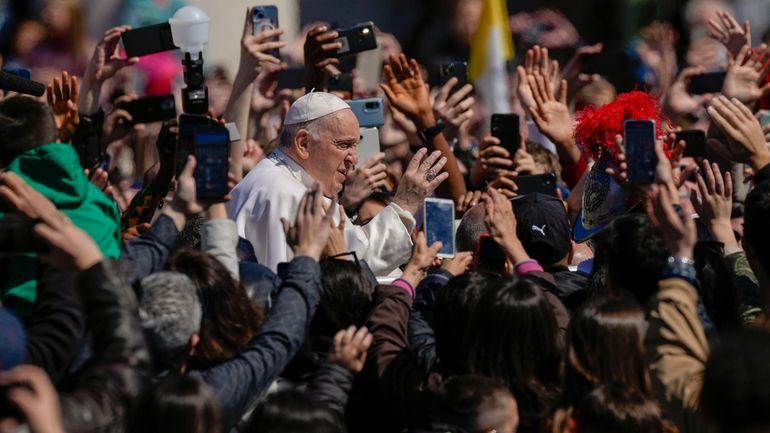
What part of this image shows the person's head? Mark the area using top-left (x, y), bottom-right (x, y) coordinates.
top-left (433, 272), bottom-right (499, 376)
top-left (598, 213), bottom-right (668, 304)
top-left (42, 0), bottom-right (84, 45)
top-left (572, 76), bottom-right (616, 112)
top-left (701, 329), bottom-right (770, 433)
top-left (244, 390), bottom-right (345, 433)
top-left (744, 181), bottom-right (770, 290)
top-left (464, 275), bottom-right (561, 431)
top-left (314, 258), bottom-right (375, 336)
top-left (434, 375), bottom-right (519, 433)
top-left (564, 296), bottom-right (651, 408)
top-left (280, 92), bottom-right (359, 198)
top-left (525, 141), bottom-right (562, 181)
top-left (167, 250), bottom-right (263, 370)
top-left (0, 96), bottom-right (57, 167)
top-left (512, 193), bottom-right (571, 268)
top-left (130, 375), bottom-right (221, 433)
top-left (456, 202), bottom-right (487, 253)
top-left (139, 272), bottom-right (202, 372)
top-left (575, 383), bottom-right (669, 433)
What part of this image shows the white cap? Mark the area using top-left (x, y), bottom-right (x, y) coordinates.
top-left (284, 91), bottom-right (350, 126)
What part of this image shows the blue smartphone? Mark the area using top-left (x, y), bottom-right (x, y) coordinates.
top-left (251, 6), bottom-right (279, 58)
top-left (624, 119), bottom-right (656, 184)
top-left (423, 198), bottom-right (455, 258)
top-left (193, 126), bottom-right (230, 198)
top-left (348, 97), bottom-right (384, 127)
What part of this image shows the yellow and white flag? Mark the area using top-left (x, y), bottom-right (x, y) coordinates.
top-left (469, 0), bottom-right (514, 116)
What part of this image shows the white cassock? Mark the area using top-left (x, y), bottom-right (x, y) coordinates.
top-left (227, 149), bottom-right (415, 276)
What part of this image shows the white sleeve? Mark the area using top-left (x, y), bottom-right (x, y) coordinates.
top-left (242, 192), bottom-right (301, 272)
top-left (354, 202), bottom-right (415, 276)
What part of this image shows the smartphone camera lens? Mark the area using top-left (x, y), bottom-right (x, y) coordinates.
top-left (365, 101), bottom-right (379, 110)
top-left (360, 27), bottom-right (371, 35)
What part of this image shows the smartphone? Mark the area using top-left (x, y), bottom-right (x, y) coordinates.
top-left (423, 198), bottom-right (455, 258)
top-left (688, 71), bottom-right (726, 95)
top-left (514, 173), bottom-right (558, 196)
top-left (624, 119), bottom-right (657, 184)
top-left (491, 113), bottom-right (520, 158)
top-left (760, 112), bottom-right (770, 128)
top-left (676, 129), bottom-right (707, 158)
top-left (121, 94), bottom-right (176, 124)
top-left (193, 126), bottom-right (231, 199)
top-left (349, 97), bottom-right (384, 127)
top-left (0, 214), bottom-right (48, 255)
top-left (474, 234), bottom-right (506, 272)
top-left (251, 6), bottom-right (279, 58)
top-left (440, 61), bottom-right (468, 91)
top-left (121, 22), bottom-right (177, 58)
top-left (334, 21), bottom-right (377, 57)
top-left (328, 73), bottom-right (353, 94)
top-left (176, 114), bottom-right (218, 176)
top-left (357, 127), bottom-right (380, 166)
top-left (356, 46), bottom-right (382, 91)
top-left (276, 67), bottom-right (305, 90)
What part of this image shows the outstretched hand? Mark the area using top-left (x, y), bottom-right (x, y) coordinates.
top-left (328, 326), bottom-right (373, 374)
top-left (707, 96), bottom-right (770, 170)
top-left (380, 54), bottom-right (435, 128)
top-left (722, 44), bottom-right (770, 104)
top-left (401, 230), bottom-right (443, 288)
top-left (281, 183), bottom-right (335, 261)
top-left (646, 183), bottom-right (697, 260)
top-left (340, 153), bottom-right (388, 210)
top-left (528, 71), bottom-right (572, 147)
top-left (392, 148), bottom-right (449, 215)
top-left (86, 25), bottom-right (138, 83)
top-left (483, 187), bottom-right (530, 266)
top-left (689, 159), bottom-right (739, 249)
top-left (303, 24), bottom-right (342, 90)
top-left (46, 71), bottom-right (79, 143)
top-left (707, 9), bottom-right (751, 58)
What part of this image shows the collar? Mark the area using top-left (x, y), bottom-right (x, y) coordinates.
top-left (269, 148), bottom-right (317, 189)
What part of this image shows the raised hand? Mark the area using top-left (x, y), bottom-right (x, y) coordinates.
top-left (322, 207), bottom-right (347, 258)
top-left (169, 156), bottom-right (206, 217)
top-left (103, 94), bottom-right (147, 145)
top-left (0, 365), bottom-right (65, 433)
top-left (46, 71), bottom-right (79, 143)
top-left (646, 183), bottom-right (697, 260)
top-left (470, 135), bottom-right (514, 185)
top-left (707, 96), bottom-right (770, 170)
top-left (722, 44), bottom-right (770, 104)
top-left (328, 326), bottom-right (373, 374)
top-left (304, 24), bottom-right (342, 91)
top-left (561, 43), bottom-right (603, 101)
top-left (380, 54), bottom-right (434, 128)
top-left (528, 72), bottom-right (572, 147)
top-left (239, 8), bottom-right (286, 78)
top-left (281, 183), bottom-right (335, 261)
top-left (483, 187), bottom-right (530, 264)
top-left (392, 148), bottom-right (449, 215)
top-left (707, 10), bottom-right (751, 58)
top-left (431, 77), bottom-right (475, 138)
top-left (689, 159), bottom-right (738, 248)
top-left (512, 140), bottom-right (539, 175)
top-left (441, 250), bottom-right (474, 276)
top-left (517, 45), bottom-right (560, 111)
top-left (340, 152), bottom-right (388, 210)
top-left (87, 25), bottom-right (138, 83)
top-left (488, 171), bottom-right (519, 198)
top-left (663, 66), bottom-right (714, 118)
top-left (455, 190), bottom-right (483, 216)
top-left (401, 230), bottom-right (443, 288)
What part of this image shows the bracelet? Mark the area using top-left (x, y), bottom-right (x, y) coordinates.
top-left (417, 119), bottom-right (445, 143)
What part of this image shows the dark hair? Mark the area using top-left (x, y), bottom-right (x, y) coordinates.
top-left (433, 272), bottom-right (499, 376)
top-left (702, 329), bottom-right (770, 433)
top-left (463, 275), bottom-right (562, 433)
top-left (130, 375), bottom-right (221, 433)
top-left (563, 296), bottom-right (652, 409)
top-left (744, 181), bottom-right (770, 277)
top-left (599, 214), bottom-right (669, 304)
top-left (0, 95), bottom-right (57, 166)
top-left (168, 249), bottom-right (264, 369)
top-left (693, 242), bottom-right (742, 332)
top-left (244, 390), bottom-right (345, 433)
top-left (314, 258), bottom-right (375, 335)
top-left (576, 383), bottom-right (670, 433)
top-left (434, 375), bottom-right (518, 433)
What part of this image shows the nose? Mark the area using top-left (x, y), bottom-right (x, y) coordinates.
top-left (348, 149), bottom-right (358, 167)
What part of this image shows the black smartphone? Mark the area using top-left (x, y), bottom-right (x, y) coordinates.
top-left (0, 214), bottom-right (48, 255)
top-left (423, 198), bottom-right (456, 258)
top-left (121, 22), bottom-right (177, 58)
top-left (276, 66), bottom-right (305, 90)
top-left (440, 61), bottom-right (468, 91)
top-left (121, 94), bottom-right (176, 124)
top-left (676, 129), bottom-right (707, 158)
top-left (328, 73), bottom-right (353, 94)
top-left (474, 234), bottom-right (506, 272)
top-left (193, 126), bottom-right (231, 199)
top-left (688, 71), bottom-right (726, 95)
top-left (334, 21), bottom-right (377, 57)
top-left (176, 114), bottom-right (218, 176)
top-left (513, 173), bottom-right (558, 196)
top-left (491, 113), bottom-right (520, 158)
top-left (251, 6), bottom-right (279, 58)
top-left (624, 119), bottom-right (657, 184)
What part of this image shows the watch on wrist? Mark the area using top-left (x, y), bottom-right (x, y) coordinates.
top-left (417, 119), bottom-right (444, 143)
top-left (664, 256), bottom-right (697, 281)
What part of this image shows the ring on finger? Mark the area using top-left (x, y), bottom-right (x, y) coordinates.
top-left (425, 170), bottom-right (436, 182)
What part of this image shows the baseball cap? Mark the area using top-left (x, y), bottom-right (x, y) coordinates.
top-left (284, 91), bottom-right (350, 125)
top-left (511, 193), bottom-right (570, 266)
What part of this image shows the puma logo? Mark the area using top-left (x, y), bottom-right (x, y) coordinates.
top-left (531, 224), bottom-right (546, 236)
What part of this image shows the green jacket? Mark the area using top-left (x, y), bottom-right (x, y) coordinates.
top-left (1, 143), bottom-right (121, 317)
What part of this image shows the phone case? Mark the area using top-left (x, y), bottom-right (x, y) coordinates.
top-left (122, 94), bottom-right (176, 124)
top-left (251, 6), bottom-right (279, 58)
top-left (491, 114), bottom-right (520, 157)
top-left (513, 173), bottom-right (558, 196)
top-left (440, 61), bottom-right (468, 88)
top-left (328, 73), bottom-right (353, 93)
top-left (423, 198), bottom-right (456, 258)
top-left (357, 127), bottom-right (380, 166)
top-left (121, 23), bottom-right (176, 58)
top-left (334, 22), bottom-right (377, 57)
top-left (276, 67), bottom-right (305, 90)
top-left (349, 97), bottom-right (384, 127)
top-left (624, 119), bottom-right (656, 184)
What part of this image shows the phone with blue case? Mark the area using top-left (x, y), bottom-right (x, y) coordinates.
top-left (348, 97), bottom-right (384, 127)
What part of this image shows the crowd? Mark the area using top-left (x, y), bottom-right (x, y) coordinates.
top-left (2, 1), bottom-right (770, 433)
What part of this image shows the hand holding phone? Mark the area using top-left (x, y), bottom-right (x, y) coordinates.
top-left (251, 6), bottom-right (280, 58)
top-left (193, 126), bottom-right (231, 199)
top-left (624, 119), bottom-right (657, 184)
top-left (688, 71), bottom-right (726, 95)
top-left (491, 114), bottom-right (521, 158)
top-left (440, 61), bottom-right (468, 92)
top-left (334, 22), bottom-right (377, 57)
top-left (120, 94), bottom-right (177, 124)
top-left (423, 198), bottom-right (455, 258)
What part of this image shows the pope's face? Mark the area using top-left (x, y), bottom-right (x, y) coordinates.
top-left (305, 109), bottom-right (360, 197)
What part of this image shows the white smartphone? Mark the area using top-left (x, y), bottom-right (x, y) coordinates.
top-left (356, 44), bottom-right (382, 91)
top-left (423, 197), bottom-right (456, 258)
top-left (357, 127), bottom-right (380, 166)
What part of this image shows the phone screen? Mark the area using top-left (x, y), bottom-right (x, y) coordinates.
top-left (193, 128), bottom-right (230, 198)
top-left (475, 234), bottom-right (506, 272)
top-left (424, 198), bottom-right (455, 258)
top-left (624, 120), bottom-right (656, 184)
top-left (491, 114), bottom-right (520, 158)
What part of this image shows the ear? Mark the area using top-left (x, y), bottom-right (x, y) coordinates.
top-left (293, 128), bottom-right (312, 160)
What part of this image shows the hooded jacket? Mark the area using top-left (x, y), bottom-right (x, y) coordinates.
top-left (1, 143), bottom-right (121, 317)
